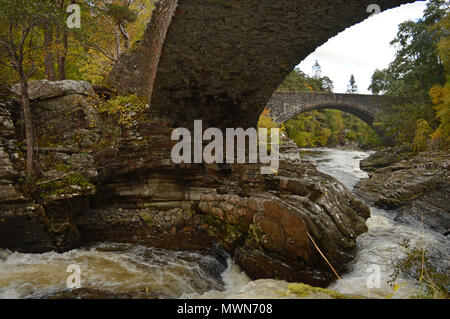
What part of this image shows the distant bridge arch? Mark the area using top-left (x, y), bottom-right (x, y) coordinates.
top-left (268, 92), bottom-right (390, 126)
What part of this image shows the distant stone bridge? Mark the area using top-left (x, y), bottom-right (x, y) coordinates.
top-left (268, 92), bottom-right (389, 126)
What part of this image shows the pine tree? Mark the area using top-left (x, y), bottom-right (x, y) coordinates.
top-left (312, 60), bottom-right (322, 79)
top-left (346, 74), bottom-right (358, 94)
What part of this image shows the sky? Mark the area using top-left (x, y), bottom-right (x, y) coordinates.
top-left (297, 1), bottom-right (429, 94)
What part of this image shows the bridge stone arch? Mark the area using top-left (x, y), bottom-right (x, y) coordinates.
top-left (108, 0), bottom-right (416, 129)
top-left (268, 92), bottom-right (385, 126)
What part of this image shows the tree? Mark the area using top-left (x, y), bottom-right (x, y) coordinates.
top-left (43, 24), bottom-right (56, 80)
top-left (369, 0), bottom-right (447, 100)
top-left (0, 0), bottom-right (61, 176)
top-left (38, 0), bottom-right (69, 81)
top-left (312, 60), bottom-right (322, 79)
top-left (74, 0), bottom-right (152, 62)
top-left (368, 69), bottom-right (388, 95)
top-left (105, 1), bottom-right (141, 50)
top-left (429, 82), bottom-right (450, 150)
top-left (368, 0), bottom-right (449, 150)
top-left (346, 74), bottom-right (358, 94)
top-left (413, 119), bottom-right (432, 152)
top-left (276, 68), bottom-right (311, 92)
top-left (70, 0), bottom-right (155, 83)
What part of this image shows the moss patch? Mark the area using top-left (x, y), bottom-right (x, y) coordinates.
top-left (202, 214), bottom-right (246, 250)
top-left (287, 283), bottom-right (354, 299)
top-left (38, 173), bottom-right (96, 197)
top-left (139, 211), bottom-right (154, 227)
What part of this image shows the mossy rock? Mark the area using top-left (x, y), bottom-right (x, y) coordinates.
top-left (202, 214), bottom-right (246, 250)
top-left (287, 283), bottom-right (362, 299)
top-left (139, 211), bottom-right (154, 227)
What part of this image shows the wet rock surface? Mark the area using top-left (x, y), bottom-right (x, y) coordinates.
top-left (356, 148), bottom-right (450, 236)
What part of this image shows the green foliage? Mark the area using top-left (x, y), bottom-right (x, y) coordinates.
top-left (106, 3), bottom-right (138, 25)
top-left (69, 0), bottom-right (155, 83)
top-left (38, 173), bottom-right (96, 197)
top-left (0, 0), bottom-right (62, 29)
top-left (429, 81), bottom-right (450, 150)
top-left (277, 68), bottom-right (312, 92)
top-left (257, 108), bottom-right (284, 152)
top-left (285, 109), bottom-right (381, 149)
top-left (95, 94), bottom-right (147, 128)
top-left (277, 66), bottom-right (333, 93)
top-left (377, 103), bottom-right (426, 147)
top-left (257, 108), bottom-right (281, 131)
top-left (369, 0), bottom-right (447, 100)
top-left (389, 239), bottom-right (449, 299)
top-left (276, 62), bottom-right (380, 149)
top-left (369, 0), bottom-right (449, 151)
top-left (0, 0), bottom-right (155, 87)
top-left (0, 0), bottom-right (64, 85)
top-left (288, 283), bottom-right (351, 299)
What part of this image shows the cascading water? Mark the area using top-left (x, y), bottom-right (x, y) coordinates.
top-left (1, 148), bottom-right (448, 299)
top-left (300, 148), bottom-right (449, 299)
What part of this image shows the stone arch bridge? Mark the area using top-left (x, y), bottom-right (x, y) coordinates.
top-left (98, 0), bottom-right (416, 282)
top-left (267, 92), bottom-right (390, 126)
top-left (108, 0), bottom-right (416, 130)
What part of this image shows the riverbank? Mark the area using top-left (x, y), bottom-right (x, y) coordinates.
top-left (300, 147), bottom-right (449, 298)
top-left (355, 147), bottom-right (449, 236)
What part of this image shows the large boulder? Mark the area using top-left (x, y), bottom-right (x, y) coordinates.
top-left (11, 80), bottom-right (93, 100)
top-left (0, 81), bottom-right (100, 252)
top-left (359, 146), bottom-right (411, 172)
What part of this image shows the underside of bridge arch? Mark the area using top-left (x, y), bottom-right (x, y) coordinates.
top-left (274, 103), bottom-right (377, 126)
top-left (108, 0), bottom-right (416, 130)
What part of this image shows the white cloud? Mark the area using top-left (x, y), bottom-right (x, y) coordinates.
top-left (298, 1), bottom-right (428, 94)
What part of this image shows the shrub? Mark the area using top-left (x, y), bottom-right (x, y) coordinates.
top-left (389, 239), bottom-right (449, 299)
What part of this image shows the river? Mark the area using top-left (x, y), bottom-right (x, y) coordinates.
top-left (0, 148), bottom-right (448, 299)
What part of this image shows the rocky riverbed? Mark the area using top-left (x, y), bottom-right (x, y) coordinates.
top-left (2, 80), bottom-right (448, 299)
top-left (0, 80), bottom-right (370, 290)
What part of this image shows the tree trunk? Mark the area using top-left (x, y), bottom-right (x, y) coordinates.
top-left (44, 26), bottom-right (55, 81)
top-left (19, 79), bottom-right (36, 177)
top-left (114, 29), bottom-right (121, 59)
top-left (119, 23), bottom-right (130, 50)
top-left (57, 0), bottom-right (67, 80)
top-left (58, 28), bottom-right (67, 80)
